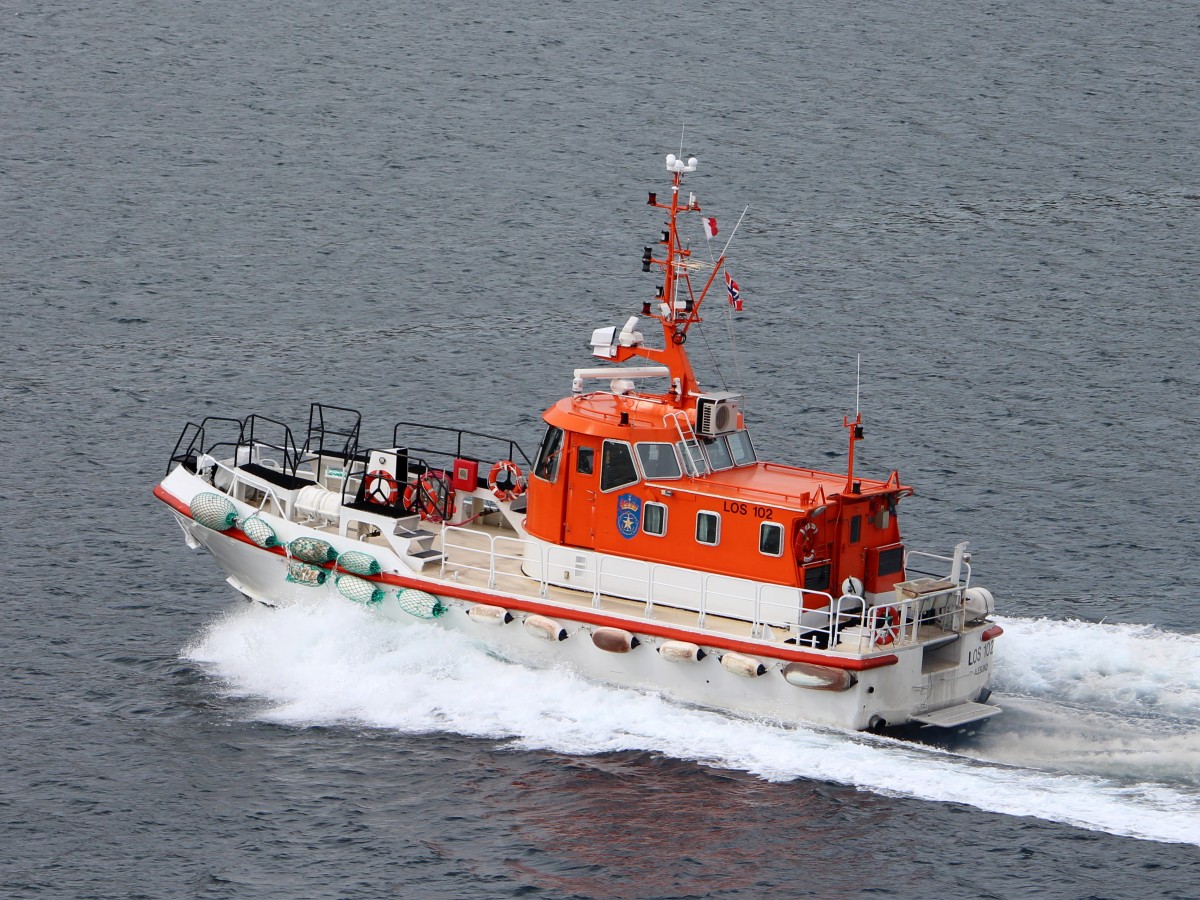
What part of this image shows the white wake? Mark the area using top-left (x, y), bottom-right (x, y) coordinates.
top-left (184, 601), bottom-right (1200, 846)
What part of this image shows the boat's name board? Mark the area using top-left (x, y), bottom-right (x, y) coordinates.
top-left (969, 640), bottom-right (995, 676)
top-left (722, 500), bottom-right (775, 519)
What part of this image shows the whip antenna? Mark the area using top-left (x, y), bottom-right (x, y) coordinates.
top-left (856, 353), bottom-right (861, 416)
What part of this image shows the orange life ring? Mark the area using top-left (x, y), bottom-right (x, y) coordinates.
top-left (403, 473), bottom-right (456, 523)
top-left (796, 521), bottom-right (819, 563)
top-left (363, 469), bottom-right (399, 505)
top-left (869, 606), bottom-right (901, 646)
top-left (487, 460), bottom-right (526, 501)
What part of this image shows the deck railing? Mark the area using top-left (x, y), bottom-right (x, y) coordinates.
top-left (437, 525), bottom-right (930, 652)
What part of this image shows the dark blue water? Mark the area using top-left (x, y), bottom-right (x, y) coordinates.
top-left (3, 0), bottom-right (1199, 896)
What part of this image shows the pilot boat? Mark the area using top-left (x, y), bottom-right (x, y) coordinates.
top-left (155, 148), bottom-right (1003, 731)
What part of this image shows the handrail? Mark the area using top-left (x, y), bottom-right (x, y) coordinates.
top-left (305, 403), bottom-right (361, 464)
top-left (438, 525), bottom-right (894, 651)
top-left (243, 415), bottom-right (301, 477)
top-left (167, 416), bottom-right (247, 476)
top-left (665, 411), bottom-right (710, 477)
top-left (437, 525), bottom-right (974, 656)
top-left (391, 421), bottom-right (532, 469)
top-left (906, 548), bottom-right (972, 588)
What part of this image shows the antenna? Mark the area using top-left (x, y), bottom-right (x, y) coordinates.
top-left (855, 353), bottom-right (861, 416)
top-left (678, 124), bottom-right (686, 160)
top-left (844, 354), bottom-right (864, 493)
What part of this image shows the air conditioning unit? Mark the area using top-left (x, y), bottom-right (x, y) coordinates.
top-left (695, 392), bottom-right (743, 437)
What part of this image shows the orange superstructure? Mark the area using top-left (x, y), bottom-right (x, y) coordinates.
top-left (522, 152), bottom-right (913, 606)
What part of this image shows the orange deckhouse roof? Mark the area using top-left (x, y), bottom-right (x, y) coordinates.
top-left (544, 392), bottom-right (683, 441)
top-left (544, 390), bottom-right (908, 511)
top-left (680, 464), bottom-right (903, 510)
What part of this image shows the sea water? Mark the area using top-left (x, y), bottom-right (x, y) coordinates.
top-left (3, 0), bottom-right (1198, 895)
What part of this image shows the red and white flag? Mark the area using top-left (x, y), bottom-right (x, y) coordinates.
top-left (702, 217), bottom-right (718, 240)
top-left (724, 269), bottom-right (742, 311)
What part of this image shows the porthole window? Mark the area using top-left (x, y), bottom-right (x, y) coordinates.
top-left (644, 502), bottom-right (667, 537)
top-left (696, 511), bottom-right (720, 546)
top-left (759, 522), bottom-right (784, 556)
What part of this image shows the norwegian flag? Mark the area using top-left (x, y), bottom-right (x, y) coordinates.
top-left (702, 217), bottom-right (718, 240)
top-left (724, 269), bottom-right (743, 311)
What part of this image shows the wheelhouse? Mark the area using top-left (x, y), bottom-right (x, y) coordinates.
top-left (523, 388), bottom-right (912, 607)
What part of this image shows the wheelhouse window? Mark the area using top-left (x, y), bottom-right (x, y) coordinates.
top-left (704, 435), bottom-right (733, 470)
top-left (643, 502), bottom-right (667, 537)
top-left (728, 430), bottom-right (757, 466)
top-left (600, 440), bottom-right (639, 492)
top-left (636, 442), bottom-right (682, 480)
top-left (759, 522), bottom-right (784, 557)
top-left (533, 426), bottom-right (564, 483)
top-left (695, 511), bottom-right (721, 546)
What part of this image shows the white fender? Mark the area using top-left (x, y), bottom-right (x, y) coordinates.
top-left (720, 652), bottom-right (766, 678)
top-left (524, 614), bottom-right (567, 642)
top-left (658, 640), bottom-right (706, 663)
top-left (467, 604), bottom-right (513, 626)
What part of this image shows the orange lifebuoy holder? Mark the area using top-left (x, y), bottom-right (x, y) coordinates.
top-left (869, 606), bottom-right (901, 646)
top-left (403, 472), bottom-right (456, 523)
top-left (488, 460), bottom-right (526, 502)
top-left (363, 469), bottom-right (400, 505)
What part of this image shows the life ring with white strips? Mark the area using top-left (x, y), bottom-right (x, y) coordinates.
top-left (870, 606), bottom-right (901, 646)
top-left (488, 460), bottom-right (526, 501)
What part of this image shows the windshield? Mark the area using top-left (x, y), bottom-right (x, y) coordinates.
top-left (637, 442), bottom-right (682, 479)
top-left (728, 430), bottom-right (756, 466)
top-left (705, 436), bottom-right (733, 470)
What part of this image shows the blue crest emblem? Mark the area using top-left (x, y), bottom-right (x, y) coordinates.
top-left (615, 493), bottom-right (642, 539)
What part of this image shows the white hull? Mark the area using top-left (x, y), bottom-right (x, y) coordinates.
top-left (160, 464), bottom-right (1000, 732)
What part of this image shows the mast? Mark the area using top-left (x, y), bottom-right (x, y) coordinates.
top-left (604, 153), bottom-right (725, 405)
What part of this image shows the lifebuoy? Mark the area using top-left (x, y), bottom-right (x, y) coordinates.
top-left (363, 469), bottom-right (399, 505)
top-left (487, 460), bottom-right (526, 501)
top-left (403, 472), bottom-right (456, 523)
top-left (869, 606), bottom-right (901, 646)
top-left (796, 520), bottom-right (819, 563)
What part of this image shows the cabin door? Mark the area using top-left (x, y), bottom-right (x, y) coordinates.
top-left (834, 498), bottom-right (871, 591)
top-left (563, 440), bottom-right (599, 547)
